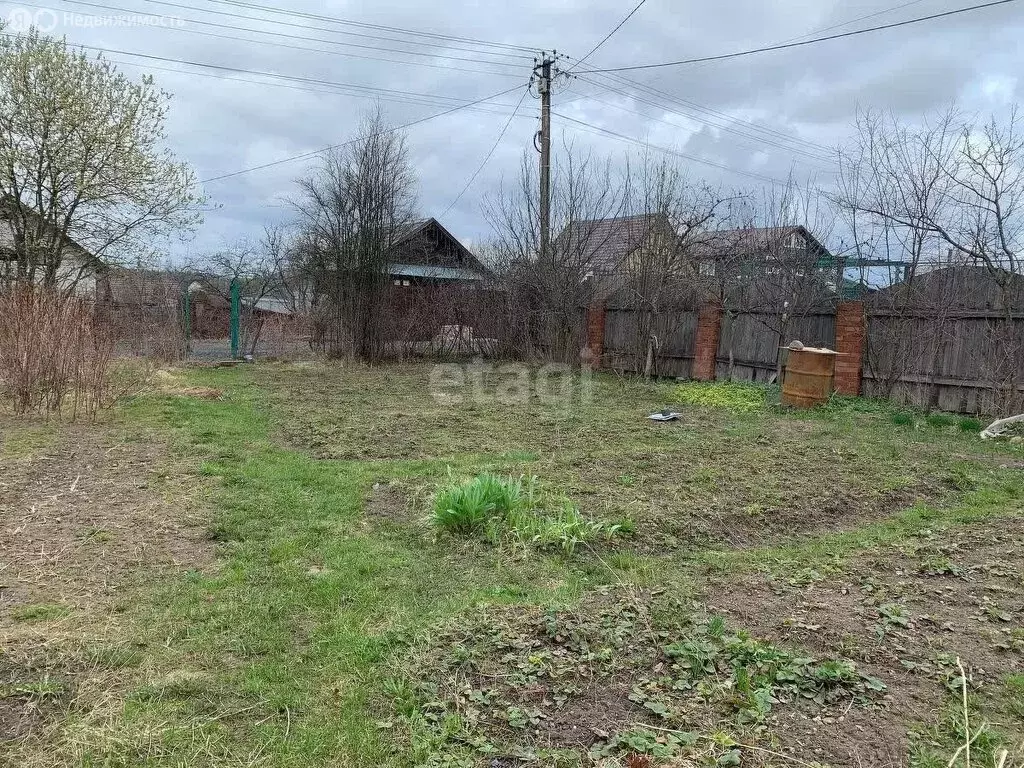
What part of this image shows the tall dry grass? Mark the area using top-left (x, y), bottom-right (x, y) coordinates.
top-left (0, 286), bottom-right (122, 419)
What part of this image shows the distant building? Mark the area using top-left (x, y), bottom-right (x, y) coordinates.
top-left (869, 265), bottom-right (1024, 312)
top-left (386, 218), bottom-right (489, 287)
top-left (0, 202), bottom-right (105, 296)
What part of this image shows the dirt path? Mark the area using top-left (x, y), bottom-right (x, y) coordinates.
top-left (0, 418), bottom-right (211, 756)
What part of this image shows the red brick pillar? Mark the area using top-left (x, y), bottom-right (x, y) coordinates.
top-left (835, 301), bottom-right (865, 395)
top-left (584, 302), bottom-right (606, 365)
top-left (693, 302), bottom-right (723, 382)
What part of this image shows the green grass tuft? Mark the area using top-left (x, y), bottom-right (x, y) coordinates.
top-left (958, 417), bottom-right (983, 433)
top-left (11, 603), bottom-right (72, 623)
top-left (433, 473), bottom-right (628, 554)
top-left (926, 412), bottom-right (959, 428)
top-left (892, 411), bottom-right (916, 426)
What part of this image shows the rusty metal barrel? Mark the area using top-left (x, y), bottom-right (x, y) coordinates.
top-left (782, 346), bottom-right (837, 408)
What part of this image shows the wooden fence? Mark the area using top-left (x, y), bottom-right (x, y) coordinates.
top-left (595, 302), bottom-right (1024, 415)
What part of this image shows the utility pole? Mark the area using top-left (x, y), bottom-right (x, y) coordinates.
top-left (534, 52), bottom-right (556, 264)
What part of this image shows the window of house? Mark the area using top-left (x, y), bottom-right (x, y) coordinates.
top-left (787, 232), bottom-right (807, 249)
top-left (698, 260), bottom-right (716, 277)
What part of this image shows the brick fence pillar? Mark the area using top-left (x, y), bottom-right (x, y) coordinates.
top-left (693, 302), bottom-right (723, 382)
top-left (584, 302), bottom-right (606, 365)
top-left (835, 301), bottom-right (866, 396)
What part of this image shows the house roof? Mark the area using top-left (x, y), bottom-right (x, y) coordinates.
top-left (554, 213), bottom-right (673, 274)
top-left (869, 264), bottom-right (1024, 311)
top-left (389, 264), bottom-right (484, 281)
top-left (690, 225), bottom-right (833, 261)
top-left (390, 217), bottom-right (488, 276)
top-left (0, 201), bottom-right (102, 268)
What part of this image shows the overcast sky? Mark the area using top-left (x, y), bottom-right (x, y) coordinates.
top-left (2, 0), bottom-right (1022, 261)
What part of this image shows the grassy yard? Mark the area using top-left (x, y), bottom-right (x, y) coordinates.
top-left (1, 362), bottom-right (1022, 767)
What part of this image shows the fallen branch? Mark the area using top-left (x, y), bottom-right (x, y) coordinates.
top-left (980, 413), bottom-right (1024, 439)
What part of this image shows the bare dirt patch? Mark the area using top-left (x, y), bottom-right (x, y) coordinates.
top-left (0, 416), bottom-right (212, 752)
top-left (364, 481), bottom-right (416, 522)
top-left (702, 516), bottom-right (1024, 766)
top-left (391, 587), bottom-right (889, 767)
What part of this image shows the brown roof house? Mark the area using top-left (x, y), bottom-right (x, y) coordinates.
top-left (553, 215), bottom-right (839, 307)
top-left (385, 217), bottom-right (489, 287)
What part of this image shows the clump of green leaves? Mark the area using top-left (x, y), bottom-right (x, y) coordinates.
top-left (659, 618), bottom-right (885, 725)
top-left (432, 473), bottom-right (629, 554)
top-left (674, 381), bottom-right (770, 413)
top-left (432, 472), bottom-right (525, 533)
top-left (892, 411), bottom-right (916, 427)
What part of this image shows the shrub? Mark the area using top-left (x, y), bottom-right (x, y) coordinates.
top-left (957, 417), bottom-right (983, 433)
top-left (0, 286), bottom-right (119, 418)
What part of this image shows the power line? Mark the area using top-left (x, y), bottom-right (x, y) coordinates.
top-left (560, 1), bottom-right (944, 159)
top-left (564, 61), bottom-right (836, 156)
top-left (553, 110), bottom-right (809, 186)
top-left (141, 0), bottom-right (539, 53)
top-left (440, 85), bottom-right (531, 218)
top-left (0, 35), bottom-right (527, 105)
top-left (202, 84), bottom-right (526, 183)
top-left (108, 57), bottom-right (533, 117)
top-left (29, 0), bottom-right (528, 72)
top-left (588, 0), bottom-right (1019, 72)
top-left (777, 0), bottom-right (931, 44)
top-left (570, 72), bottom-right (835, 164)
top-left (569, 0), bottom-right (648, 72)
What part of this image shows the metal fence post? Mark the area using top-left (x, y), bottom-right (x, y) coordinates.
top-left (182, 286), bottom-right (192, 356)
top-left (230, 279), bottom-right (240, 358)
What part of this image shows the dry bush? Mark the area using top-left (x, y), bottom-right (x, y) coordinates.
top-left (0, 286), bottom-right (141, 419)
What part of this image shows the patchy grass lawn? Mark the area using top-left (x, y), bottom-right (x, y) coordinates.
top-left (1, 362), bottom-right (1022, 767)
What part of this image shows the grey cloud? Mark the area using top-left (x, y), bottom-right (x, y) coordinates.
top-left (19, 0), bottom-right (1022, 254)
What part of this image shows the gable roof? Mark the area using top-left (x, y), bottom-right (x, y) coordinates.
top-left (0, 198), bottom-right (102, 269)
top-left (554, 213), bottom-right (673, 274)
top-left (691, 225), bottom-right (833, 261)
top-left (389, 217), bottom-right (488, 276)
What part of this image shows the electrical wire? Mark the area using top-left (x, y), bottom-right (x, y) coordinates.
top-left (568, 73), bottom-right (835, 165)
top-left (108, 57), bottom-right (534, 117)
top-left (559, 0), bottom-right (947, 159)
top-left (776, 0), bottom-right (931, 44)
top-left (22, 0), bottom-right (529, 73)
top-left (587, 0), bottom-right (1019, 72)
top-left (0, 35), bottom-right (528, 104)
top-left (141, 0), bottom-right (540, 53)
top-left (439, 85), bottom-right (531, 218)
top-left (568, 0), bottom-right (648, 72)
top-left (564, 63), bottom-right (836, 156)
top-left (552, 110), bottom-right (810, 186)
top-left (201, 84), bottom-right (527, 184)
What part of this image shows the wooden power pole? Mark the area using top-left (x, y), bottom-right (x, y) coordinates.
top-left (535, 53), bottom-right (555, 263)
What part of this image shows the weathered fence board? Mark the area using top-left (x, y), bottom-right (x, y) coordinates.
top-left (598, 300), bottom-right (1021, 415)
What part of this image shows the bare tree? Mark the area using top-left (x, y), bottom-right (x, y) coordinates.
top-left (292, 108), bottom-right (417, 361)
top-left (835, 107), bottom-right (1024, 412)
top-left (197, 226), bottom-right (296, 357)
top-left (484, 146), bottom-right (631, 361)
top-left (619, 156), bottom-right (739, 376)
top-left (700, 180), bottom-right (838, 380)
